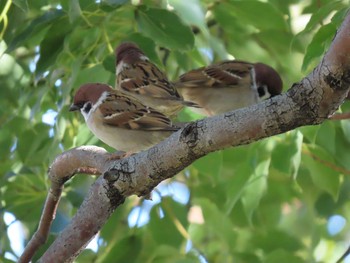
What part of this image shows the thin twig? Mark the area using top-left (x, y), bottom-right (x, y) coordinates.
top-left (18, 146), bottom-right (108, 263)
top-left (329, 112), bottom-right (350, 120)
top-left (302, 149), bottom-right (350, 175)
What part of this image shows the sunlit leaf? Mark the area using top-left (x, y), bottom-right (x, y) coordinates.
top-left (302, 1), bottom-right (345, 32)
top-left (36, 17), bottom-right (72, 76)
top-left (2, 173), bottom-right (47, 222)
top-left (7, 9), bottom-right (64, 52)
top-left (224, 0), bottom-right (288, 31)
top-left (68, 0), bottom-right (82, 23)
top-left (149, 197), bottom-right (188, 247)
top-left (302, 23), bottom-right (336, 71)
top-left (135, 6), bottom-right (194, 50)
top-left (302, 144), bottom-right (341, 200)
top-left (241, 159), bottom-right (270, 223)
top-left (99, 235), bottom-right (142, 263)
top-left (264, 249), bottom-right (304, 263)
top-left (271, 131), bottom-right (303, 179)
top-left (12, 0), bottom-right (28, 11)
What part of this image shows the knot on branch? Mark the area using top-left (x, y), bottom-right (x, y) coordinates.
top-left (180, 121), bottom-right (202, 149)
top-left (103, 169), bottom-right (126, 208)
top-left (324, 70), bottom-right (350, 91)
top-left (103, 158), bottom-right (140, 197)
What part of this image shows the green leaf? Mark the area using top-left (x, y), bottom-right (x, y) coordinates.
top-left (102, 54), bottom-right (115, 74)
top-left (315, 121), bottom-right (336, 155)
top-left (254, 30), bottom-right (304, 54)
top-left (0, 129), bottom-right (14, 162)
top-left (100, 235), bottom-right (142, 263)
top-left (97, 202), bottom-right (132, 262)
top-left (241, 159), bottom-right (270, 223)
top-left (302, 23), bottom-right (336, 71)
top-left (36, 17), bottom-right (72, 76)
top-left (271, 131), bottom-right (303, 178)
top-left (16, 123), bottom-right (52, 163)
top-left (74, 123), bottom-right (99, 147)
top-left (254, 229), bottom-right (303, 253)
top-left (7, 9), bottom-right (64, 52)
top-left (73, 64), bottom-right (113, 90)
top-left (340, 119), bottom-right (350, 144)
top-left (264, 249), bottom-right (304, 263)
top-left (149, 197), bottom-right (188, 247)
top-left (68, 0), bottom-right (82, 23)
top-left (303, 1), bottom-right (345, 32)
top-left (193, 151), bottom-right (223, 183)
top-left (2, 173), bottom-right (47, 222)
top-left (75, 250), bottom-right (97, 263)
top-left (222, 147), bottom-right (253, 214)
top-left (225, 0), bottom-right (288, 31)
top-left (168, 0), bottom-right (208, 34)
top-left (334, 129), bottom-right (350, 170)
top-left (12, 0), bottom-right (28, 11)
top-left (66, 27), bottom-right (100, 53)
top-left (298, 126), bottom-right (319, 144)
top-left (135, 6), bottom-right (194, 50)
top-left (101, 0), bottom-right (129, 6)
top-left (192, 198), bottom-right (236, 246)
top-left (147, 245), bottom-right (198, 263)
top-left (302, 144), bottom-right (341, 200)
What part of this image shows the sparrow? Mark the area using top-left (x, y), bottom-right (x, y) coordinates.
top-left (69, 83), bottom-right (180, 153)
top-left (115, 42), bottom-right (199, 117)
top-left (174, 60), bottom-right (283, 116)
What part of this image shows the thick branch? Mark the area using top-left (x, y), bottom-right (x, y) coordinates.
top-left (34, 11), bottom-right (350, 263)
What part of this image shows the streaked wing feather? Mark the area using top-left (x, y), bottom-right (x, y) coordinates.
top-left (118, 61), bottom-right (181, 99)
top-left (99, 93), bottom-right (178, 131)
top-left (178, 61), bottom-right (253, 88)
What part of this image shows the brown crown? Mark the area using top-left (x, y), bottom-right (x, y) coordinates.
top-left (115, 42), bottom-right (145, 65)
top-left (73, 83), bottom-right (113, 106)
top-left (254, 63), bottom-right (283, 96)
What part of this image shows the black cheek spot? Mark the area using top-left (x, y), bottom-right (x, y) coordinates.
top-left (257, 86), bottom-right (266, 97)
top-left (83, 102), bottom-right (92, 114)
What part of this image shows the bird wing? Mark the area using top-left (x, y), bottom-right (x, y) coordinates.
top-left (117, 61), bottom-right (182, 100)
top-left (98, 92), bottom-right (179, 131)
top-left (176, 60), bottom-right (254, 88)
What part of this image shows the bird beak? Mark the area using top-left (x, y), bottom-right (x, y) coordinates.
top-left (69, 104), bottom-right (80, 112)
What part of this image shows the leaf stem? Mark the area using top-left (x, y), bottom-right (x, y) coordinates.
top-left (0, 0), bottom-right (12, 39)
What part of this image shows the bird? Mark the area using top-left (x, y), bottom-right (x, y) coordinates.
top-left (69, 83), bottom-right (180, 154)
top-left (115, 42), bottom-right (199, 117)
top-left (174, 60), bottom-right (283, 116)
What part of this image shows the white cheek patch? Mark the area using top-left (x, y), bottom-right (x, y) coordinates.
top-left (139, 55), bottom-right (149, 61)
top-left (250, 67), bottom-right (257, 91)
top-left (81, 107), bottom-right (90, 122)
top-left (116, 61), bottom-right (129, 75)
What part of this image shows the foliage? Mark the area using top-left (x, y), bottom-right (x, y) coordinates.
top-left (1, 0), bottom-right (350, 262)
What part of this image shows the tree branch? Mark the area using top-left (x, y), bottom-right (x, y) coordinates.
top-left (21, 11), bottom-right (350, 263)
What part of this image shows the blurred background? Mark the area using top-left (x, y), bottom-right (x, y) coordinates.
top-left (1, 0), bottom-right (350, 262)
